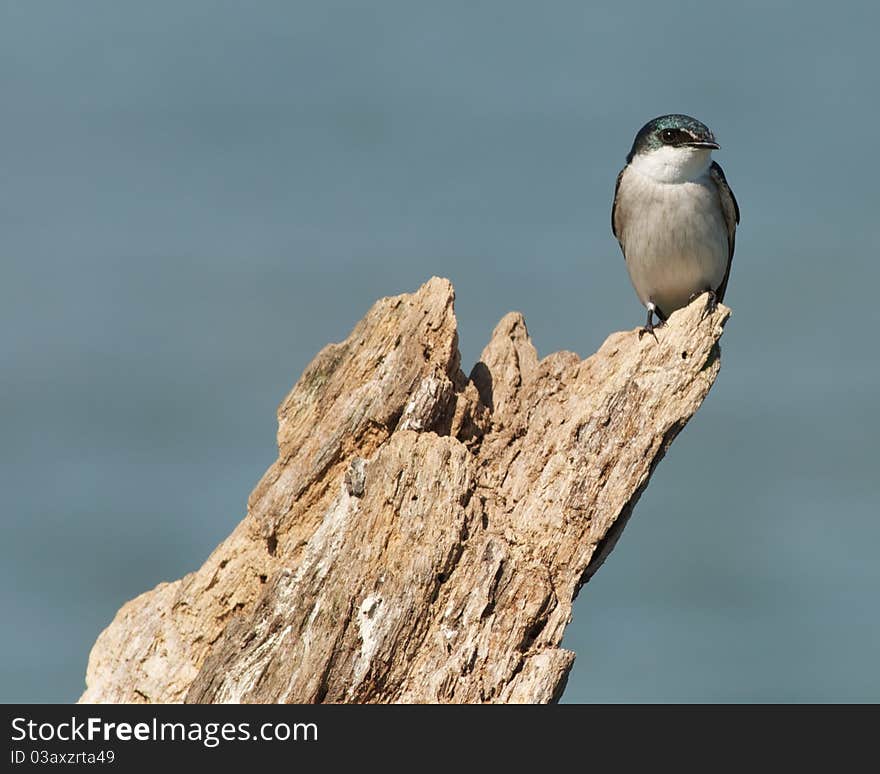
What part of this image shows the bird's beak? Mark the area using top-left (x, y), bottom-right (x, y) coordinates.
top-left (686, 140), bottom-right (720, 150)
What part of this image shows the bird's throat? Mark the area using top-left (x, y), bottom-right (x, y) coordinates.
top-left (630, 145), bottom-right (713, 184)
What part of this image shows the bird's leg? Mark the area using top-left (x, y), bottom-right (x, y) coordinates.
top-left (701, 289), bottom-right (718, 320)
top-left (688, 288), bottom-right (718, 321)
top-left (638, 302), bottom-right (663, 341)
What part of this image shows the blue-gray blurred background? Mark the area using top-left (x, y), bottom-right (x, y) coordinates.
top-left (3, 1), bottom-right (878, 703)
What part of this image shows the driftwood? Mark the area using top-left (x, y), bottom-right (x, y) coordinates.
top-left (79, 277), bottom-right (729, 704)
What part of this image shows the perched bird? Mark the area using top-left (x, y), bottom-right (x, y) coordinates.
top-left (611, 114), bottom-right (740, 338)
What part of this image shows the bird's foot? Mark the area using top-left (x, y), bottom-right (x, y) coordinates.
top-left (688, 289), bottom-right (718, 321)
top-left (639, 303), bottom-right (664, 341)
top-left (638, 319), bottom-right (665, 342)
top-left (700, 290), bottom-right (718, 321)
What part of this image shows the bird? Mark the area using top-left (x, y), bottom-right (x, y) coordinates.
top-left (611, 114), bottom-right (740, 339)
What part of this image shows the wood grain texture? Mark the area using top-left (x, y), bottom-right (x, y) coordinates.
top-left (79, 277), bottom-right (729, 704)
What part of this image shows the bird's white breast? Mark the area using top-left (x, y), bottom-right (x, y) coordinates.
top-left (617, 160), bottom-right (729, 317)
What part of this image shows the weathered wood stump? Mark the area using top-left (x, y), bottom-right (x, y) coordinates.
top-left (80, 277), bottom-right (728, 704)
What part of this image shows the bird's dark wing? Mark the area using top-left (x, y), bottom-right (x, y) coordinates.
top-left (709, 160), bottom-right (740, 303)
top-left (611, 166), bottom-right (626, 255)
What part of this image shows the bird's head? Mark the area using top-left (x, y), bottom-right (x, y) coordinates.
top-left (627, 114), bottom-right (719, 183)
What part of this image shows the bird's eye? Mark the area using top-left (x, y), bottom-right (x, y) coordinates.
top-left (660, 128), bottom-right (678, 144)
